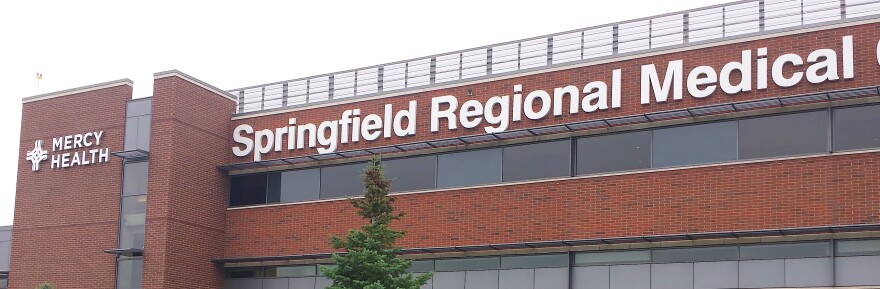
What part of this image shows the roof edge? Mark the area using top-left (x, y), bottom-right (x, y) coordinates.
top-left (21, 78), bottom-right (133, 104)
top-left (153, 69), bottom-right (237, 102)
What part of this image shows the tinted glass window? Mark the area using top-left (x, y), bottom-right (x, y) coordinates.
top-left (0, 278), bottom-right (7, 289)
top-left (126, 99), bottom-right (152, 117)
top-left (740, 242), bottom-right (831, 260)
top-left (836, 239), bottom-right (880, 256)
top-left (834, 105), bottom-right (880, 151)
top-left (122, 162), bottom-right (149, 196)
top-left (501, 254), bottom-right (568, 269)
top-left (437, 149), bottom-right (502, 188)
top-left (652, 246), bottom-right (739, 263)
top-left (119, 195), bottom-right (146, 249)
top-left (270, 265), bottom-right (318, 277)
top-left (116, 258), bottom-right (143, 289)
top-left (0, 230), bottom-right (9, 242)
top-left (268, 169), bottom-right (320, 204)
top-left (503, 140), bottom-right (571, 182)
top-left (410, 260), bottom-right (435, 273)
top-left (386, 156), bottom-right (437, 192)
top-left (124, 115), bottom-right (151, 152)
top-left (229, 174), bottom-right (267, 206)
top-left (228, 268), bottom-right (264, 278)
top-left (739, 111), bottom-right (828, 159)
top-left (320, 163), bottom-right (367, 199)
top-left (652, 121), bottom-right (738, 167)
top-left (435, 257), bottom-right (501, 271)
top-left (574, 250), bottom-right (651, 266)
top-left (577, 131), bottom-right (652, 175)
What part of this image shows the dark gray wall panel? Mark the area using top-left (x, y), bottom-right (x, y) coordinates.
top-left (499, 269), bottom-right (534, 289)
top-left (651, 263), bottom-right (694, 289)
top-left (433, 271), bottom-right (465, 289)
top-left (652, 121), bottom-right (737, 167)
top-left (693, 261), bottom-right (738, 289)
top-left (320, 163), bottom-right (367, 199)
top-left (572, 266), bottom-right (610, 289)
top-left (738, 110), bottom-right (828, 159)
top-left (465, 270), bottom-right (498, 289)
top-left (535, 267), bottom-right (568, 289)
top-left (785, 258), bottom-right (833, 287)
top-left (577, 131), bottom-right (652, 175)
top-left (836, 256), bottom-right (880, 286)
top-left (262, 278), bottom-right (288, 289)
top-left (386, 156), bottom-right (437, 192)
top-left (437, 149), bottom-right (502, 188)
top-left (224, 278), bottom-right (262, 289)
top-left (833, 104), bottom-right (880, 151)
top-left (502, 140), bottom-right (571, 182)
top-left (738, 259), bottom-right (784, 288)
top-left (314, 277), bottom-right (333, 289)
top-left (610, 264), bottom-right (650, 289)
top-left (288, 277), bottom-right (316, 289)
top-left (0, 240), bottom-right (9, 271)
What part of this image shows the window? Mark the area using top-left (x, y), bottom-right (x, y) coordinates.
top-left (577, 131), bottom-right (651, 175)
top-left (267, 265), bottom-right (318, 277)
top-left (124, 99), bottom-right (151, 152)
top-left (119, 195), bottom-right (146, 249)
top-left (738, 111), bottom-right (828, 159)
top-left (502, 140), bottom-right (571, 182)
top-left (574, 250), bottom-right (651, 266)
top-left (122, 162), bottom-right (149, 196)
top-left (229, 174), bottom-right (267, 207)
top-left (833, 104), bottom-right (880, 151)
top-left (385, 156), bottom-right (437, 192)
top-left (320, 163), bottom-right (367, 199)
top-left (126, 99), bottom-right (151, 117)
top-left (116, 258), bottom-right (143, 289)
top-left (267, 169), bottom-right (320, 204)
top-left (410, 260), bottom-right (435, 273)
top-left (652, 245), bottom-right (739, 263)
top-left (437, 149), bottom-right (502, 188)
top-left (435, 257), bottom-right (501, 271)
top-left (228, 268), bottom-right (264, 278)
top-left (739, 242), bottom-right (831, 260)
top-left (652, 121), bottom-right (738, 167)
top-left (836, 239), bottom-right (880, 256)
top-left (501, 254), bottom-right (568, 269)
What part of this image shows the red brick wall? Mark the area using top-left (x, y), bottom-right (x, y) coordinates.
top-left (142, 76), bottom-right (235, 289)
top-left (230, 22), bottom-right (880, 163)
top-left (225, 152), bottom-right (880, 258)
top-left (10, 85), bottom-right (130, 289)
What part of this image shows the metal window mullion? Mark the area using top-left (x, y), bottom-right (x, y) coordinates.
top-left (260, 86), bottom-right (265, 110)
top-left (840, 0), bottom-right (847, 19)
top-left (306, 79), bottom-right (311, 104)
top-left (648, 19), bottom-right (653, 49)
top-left (801, 0), bottom-right (805, 26)
top-left (547, 36), bottom-right (554, 64)
top-left (328, 75), bottom-right (335, 100)
top-left (486, 48), bottom-right (493, 75)
top-left (281, 83), bottom-right (288, 107)
top-left (760, 0), bottom-right (766, 32)
top-left (612, 25), bottom-right (619, 55)
top-left (683, 13), bottom-right (690, 44)
top-left (430, 58), bottom-right (437, 84)
top-left (517, 42), bottom-right (522, 70)
top-left (354, 71), bottom-right (359, 96)
top-left (459, 53), bottom-right (463, 79)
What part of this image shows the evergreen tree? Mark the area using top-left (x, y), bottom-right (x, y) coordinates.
top-left (320, 157), bottom-right (432, 289)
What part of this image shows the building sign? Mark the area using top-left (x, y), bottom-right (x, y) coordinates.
top-left (25, 131), bottom-right (110, 171)
top-left (233, 35), bottom-right (859, 161)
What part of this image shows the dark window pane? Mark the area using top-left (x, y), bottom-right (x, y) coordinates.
top-left (740, 242), bottom-right (831, 260)
top-left (268, 169), bottom-right (321, 204)
top-left (410, 260), bottom-right (435, 273)
top-left (229, 174), bottom-right (267, 206)
top-left (124, 116), bottom-right (138, 151)
top-left (122, 162), bottom-right (149, 196)
top-left (320, 163), bottom-right (367, 199)
top-left (386, 156), bottom-right (437, 192)
top-left (653, 122), bottom-right (738, 167)
top-left (652, 246), bottom-right (739, 263)
top-left (126, 99), bottom-right (152, 117)
top-left (739, 111), bottom-right (828, 159)
top-left (0, 230), bottom-right (9, 242)
top-left (137, 115), bottom-right (150, 151)
top-left (577, 131), bottom-right (652, 175)
top-left (119, 195), bottom-right (146, 249)
top-left (501, 254), bottom-right (568, 269)
top-left (836, 239), bottom-right (880, 256)
top-left (266, 265), bottom-right (317, 277)
top-left (834, 105), bottom-right (880, 151)
top-left (116, 258), bottom-right (143, 289)
top-left (503, 140), bottom-right (571, 182)
top-left (437, 149), bottom-right (502, 188)
top-left (435, 257), bottom-right (500, 271)
top-left (574, 250), bottom-right (651, 266)
top-left (0, 278), bottom-right (7, 289)
top-left (228, 268), bottom-right (264, 278)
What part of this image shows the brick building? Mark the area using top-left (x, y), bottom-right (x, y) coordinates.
top-left (8, 1), bottom-right (880, 288)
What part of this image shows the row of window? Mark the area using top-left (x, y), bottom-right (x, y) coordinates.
top-left (228, 239), bottom-right (880, 279)
top-left (116, 99), bottom-right (152, 289)
top-left (230, 104), bottom-right (880, 207)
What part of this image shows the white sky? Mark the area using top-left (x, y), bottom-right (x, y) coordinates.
top-left (0, 0), bottom-right (732, 226)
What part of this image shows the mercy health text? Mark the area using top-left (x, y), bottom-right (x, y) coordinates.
top-left (233, 36), bottom-right (858, 161)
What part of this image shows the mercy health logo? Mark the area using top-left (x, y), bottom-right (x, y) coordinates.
top-left (24, 131), bottom-right (110, 172)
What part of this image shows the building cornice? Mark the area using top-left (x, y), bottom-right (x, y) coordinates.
top-left (21, 79), bottom-right (133, 104)
top-left (153, 69), bottom-right (237, 102)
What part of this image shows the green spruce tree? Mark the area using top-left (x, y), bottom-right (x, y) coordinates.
top-left (320, 157), bottom-right (432, 289)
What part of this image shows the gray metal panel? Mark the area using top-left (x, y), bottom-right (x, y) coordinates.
top-left (433, 271), bottom-right (465, 289)
top-left (499, 269), bottom-right (534, 289)
top-left (224, 278), bottom-right (263, 289)
top-left (784, 258), bottom-right (833, 287)
top-left (651, 263), bottom-right (694, 289)
top-left (126, 98), bottom-right (152, 117)
top-left (0, 241), bottom-right (9, 271)
top-left (418, 273), bottom-right (433, 289)
top-left (314, 277), bottom-right (333, 289)
top-left (572, 266), bottom-right (610, 289)
top-left (136, 115), bottom-right (151, 151)
top-left (738, 259), bottom-right (784, 288)
top-left (610, 264), bottom-right (650, 289)
top-left (437, 149), bottom-right (502, 188)
top-left (534, 267), bottom-right (568, 289)
top-left (652, 121), bottom-right (737, 168)
top-left (288, 277), bottom-right (316, 289)
top-left (465, 270), bottom-right (498, 289)
top-left (693, 261), bottom-right (738, 289)
top-left (124, 116), bottom-right (138, 150)
top-left (836, 256), bottom-right (880, 286)
top-left (263, 278), bottom-right (289, 289)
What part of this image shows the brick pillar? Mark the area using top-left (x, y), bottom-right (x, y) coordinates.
top-left (143, 71), bottom-right (235, 289)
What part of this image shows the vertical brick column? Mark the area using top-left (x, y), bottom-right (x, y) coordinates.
top-left (143, 71), bottom-right (235, 289)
